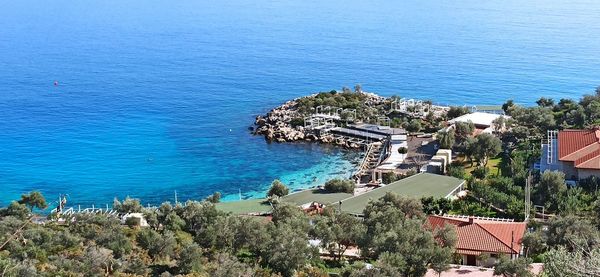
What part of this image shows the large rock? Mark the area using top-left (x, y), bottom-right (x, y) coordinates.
top-left (306, 134), bottom-right (318, 141)
top-left (321, 135), bottom-right (333, 144)
top-left (255, 116), bottom-right (267, 126)
top-left (265, 128), bottom-right (275, 141)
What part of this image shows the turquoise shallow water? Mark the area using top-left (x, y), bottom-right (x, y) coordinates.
top-left (0, 0), bottom-right (599, 207)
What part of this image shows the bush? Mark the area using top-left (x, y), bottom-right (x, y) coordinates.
top-left (405, 169), bottom-right (417, 177)
top-left (113, 197), bottom-right (142, 213)
top-left (324, 179), bottom-right (355, 193)
top-left (382, 172), bottom-right (399, 184)
top-left (447, 165), bottom-right (465, 179)
top-left (290, 118), bottom-right (304, 128)
top-left (125, 217), bottom-right (141, 228)
top-left (471, 166), bottom-right (489, 179)
top-left (406, 119), bottom-right (422, 133)
top-left (296, 91), bottom-right (368, 115)
top-left (398, 147), bottom-right (408, 154)
top-left (205, 192), bottom-right (221, 203)
top-left (447, 106), bottom-right (469, 119)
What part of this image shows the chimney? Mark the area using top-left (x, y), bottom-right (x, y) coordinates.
top-left (468, 216), bottom-right (474, 224)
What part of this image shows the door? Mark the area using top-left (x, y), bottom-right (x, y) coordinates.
top-left (466, 255), bottom-right (477, 266)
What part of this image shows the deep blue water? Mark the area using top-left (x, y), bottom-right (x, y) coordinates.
top-left (1, 0), bottom-right (599, 207)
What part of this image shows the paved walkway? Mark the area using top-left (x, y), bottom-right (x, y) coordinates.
top-left (424, 264), bottom-right (544, 277)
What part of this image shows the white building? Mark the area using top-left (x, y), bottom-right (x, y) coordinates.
top-left (448, 112), bottom-right (510, 134)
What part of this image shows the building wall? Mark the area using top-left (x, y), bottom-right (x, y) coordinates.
top-left (557, 161), bottom-right (578, 180)
top-left (577, 168), bottom-right (600, 180)
top-left (539, 143), bottom-right (561, 172)
top-left (539, 141), bottom-right (599, 180)
top-left (461, 253), bottom-right (516, 267)
top-left (445, 181), bottom-right (466, 199)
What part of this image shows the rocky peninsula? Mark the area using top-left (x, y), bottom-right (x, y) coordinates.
top-left (252, 89), bottom-right (390, 148)
top-left (251, 88), bottom-right (450, 149)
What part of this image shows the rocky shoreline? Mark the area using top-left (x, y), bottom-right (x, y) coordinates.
top-left (252, 97), bottom-right (324, 143)
top-left (251, 92), bottom-right (387, 149)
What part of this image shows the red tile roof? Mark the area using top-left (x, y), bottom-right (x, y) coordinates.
top-left (427, 215), bottom-right (526, 256)
top-left (558, 129), bottom-right (600, 169)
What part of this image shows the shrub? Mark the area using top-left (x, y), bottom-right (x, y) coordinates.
top-left (471, 166), bottom-right (489, 179)
top-left (125, 217), bottom-right (141, 228)
top-left (447, 106), bottom-right (469, 119)
top-left (290, 117), bottom-right (304, 128)
top-left (382, 172), bottom-right (399, 184)
top-left (398, 147), bottom-right (408, 154)
top-left (406, 119), bottom-right (422, 132)
top-left (324, 179), bottom-right (355, 193)
top-left (405, 169), bottom-right (418, 177)
top-left (113, 197), bottom-right (142, 213)
top-left (447, 165), bottom-right (465, 179)
top-left (205, 192), bottom-right (221, 203)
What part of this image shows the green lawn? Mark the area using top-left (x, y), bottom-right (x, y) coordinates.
top-left (461, 155), bottom-right (502, 177)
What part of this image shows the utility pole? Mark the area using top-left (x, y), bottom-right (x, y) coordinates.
top-left (525, 172), bottom-right (531, 221)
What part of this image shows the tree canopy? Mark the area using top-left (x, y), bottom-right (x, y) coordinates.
top-left (267, 179), bottom-right (289, 198)
top-left (18, 191), bottom-right (47, 211)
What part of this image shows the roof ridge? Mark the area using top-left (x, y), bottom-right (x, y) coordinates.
top-left (562, 129), bottom-right (594, 132)
top-left (429, 215), bottom-right (467, 225)
top-left (576, 156), bottom-right (600, 169)
top-left (561, 143), bottom-right (599, 161)
top-left (574, 145), bottom-right (600, 167)
top-left (475, 222), bottom-right (517, 254)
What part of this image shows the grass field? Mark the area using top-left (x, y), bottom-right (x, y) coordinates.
top-left (461, 155), bottom-right (502, 177)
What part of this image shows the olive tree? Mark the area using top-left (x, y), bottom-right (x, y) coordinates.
top-left (178, 242), bottom-right (205, 274)
top-left (360, 193), bottom-right (455, 277)
top-left (1, 201), bottom-right (30, 219)
top-left (263, 224), bottom-right (316, 277)
top-left (406, 119), bottom-right (422, 133)
top-left (472, 133), bottom-right (502, 166)
top-left (536, 171), bottom-right (567, 212)
top-left (204, 192), bottom-right (222, 203)
top-left (494, 256), bottom-right (532, 277)
top-left (438, 129), bottom-right (455, 149)
top-left (136, 229), bottom-right (177, 262)
top-left (454, 121), bottom-right (475, 143)
top-left (310, 211), bottom-right (365, 261)
top-left (544, 245), bottom-right (600, 277)
top-left (267, 180), bottom-right (289, 198)
top-left (112, 196), bottom-right (142, 213)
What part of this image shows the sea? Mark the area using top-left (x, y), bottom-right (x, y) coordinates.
top-left (1, 0), bottom-right (599, 207)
